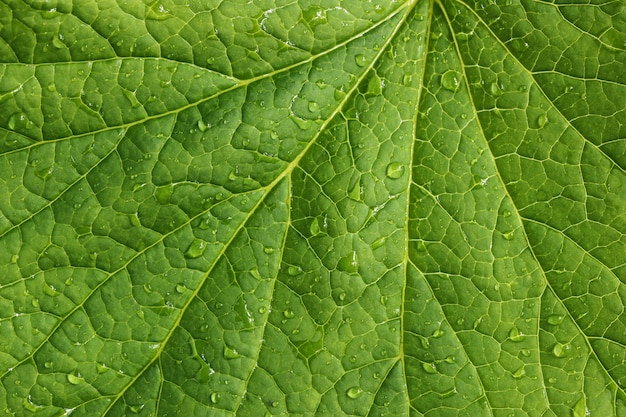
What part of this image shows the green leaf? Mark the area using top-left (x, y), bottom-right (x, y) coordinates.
top-left (1, 0), bottom-right (625, 416)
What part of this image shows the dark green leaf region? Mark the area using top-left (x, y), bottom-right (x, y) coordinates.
top-left (1, 0), bottom-right (625, 416)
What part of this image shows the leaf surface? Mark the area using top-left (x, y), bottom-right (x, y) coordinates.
top-left (1, 0), bottom-right (625, 416)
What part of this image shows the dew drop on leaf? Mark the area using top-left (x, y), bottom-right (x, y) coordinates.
top-left (512, 366), bottom-right (526, 379)
top-left (283, 309), bottom-right (295, 319)
top-left (547, 314), bottom-right (564, 325)
top-left (386, 162), bottom-right (405, 179)
top-left (346, 387), bottom-right (363, 399)
top-left (552, 342), bottom-right (571, 358)
top-left (67, 373), bottom-right (83, 385)
top-left (489, 82), bottom-right (502, 96)
top-left (337, 251), bottom-right (359, 274)
top-left (210, 392), bottom-right (220, 404)
top-left (223, 346), bottom-right (241, 359)
top-left (185, 239), bottom-right (206, 259)
top-left (537, 114), bottom-right (547, 128)
top-left (197, 119), bottom-right (208, 132)
top-left (422, 362), bottom-right (437, 374)
top-left (508, 327), bottom-right (525, 342)
top-left (441, 70), bottom-right (460, 91)
top-left (355, 54), bottom-right (367, 67)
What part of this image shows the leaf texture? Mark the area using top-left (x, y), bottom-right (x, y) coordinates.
top-left (0, 0), bottom-right (625, 416)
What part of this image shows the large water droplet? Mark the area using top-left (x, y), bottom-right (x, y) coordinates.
top-left (346, 386), bottom-right (363, 399)
top-left (147, 2), bottom-right (173, 20)
top-left (210, 392), bottom-right (221, 404)
top-left (386, 162), bottom-right (405, 179)
top-left (67, 373), bottom-right (83, 384)
top-left (508, 327), bottom-right (525, 342)
top-left (185, 239), bottom-right (206, 259)
top-left (546, 314), bottom-right (564, 325)
top-left (355, 54), bottom-right (367, 67)
top-left (283, 309), bottom-right (295, 319)
top-left (552, 342), bottom-right (571, 358)
top-left (337, 251), bottom-right (359, 274)
top-left (197, 119), bottom-right (208, 132)
top-left (223, 346), bottom-right (241, 359)
top-left (537, 114), bottom-right (547, 128)
top-left (441, 70), bottom-right (460, 91)
top-left (489, 82), bottom-right (502, 96)
top-left (422, 362), bottom-right (437, 374)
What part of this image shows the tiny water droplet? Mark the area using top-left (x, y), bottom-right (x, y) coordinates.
top-left (310, 218), bottom-right (321, 235)
top-left (431, 329), bottom-right (444, 338)
top-left (548, 377), bottom-right (557, 384)
top-left (386, 162), bottom-right (405, 179)
top-left (508, 327), bottom-right (525, 342)
top-left (258, 306), bottom-right (267, 314)
top-left (43, 283), bottom-right (60, 297)
top-left (371, 236), bottom-right (386, 250)
top-left (441, 70), bottom-right (460, 91)
top-left (308, 101), bottom-right (319, 113)
top-left (197, 119), bottom-right (208, 132)
top-left (210, 392), bottom-right (220, 404)
top-left (128, 404), bottom-right (144, 413)
top-left (175, 284), bottom-right (186, 293)
top-left (346, 386), bottom-right (363, 399)
top-left (283, 309), bottom-right (295, 319)
top-left (444, 355), bottom-right (456, 364)
top-left (185, 239), bottom-right (206, 259)
top-left (10, 254), bottom-right (19, 264)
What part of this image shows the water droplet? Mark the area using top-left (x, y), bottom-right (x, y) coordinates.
top-left (197, 119), bottom-right (208, 132)
top-left (67, 373), bottom-right (83, 384)
top-left (147, 2), bottom-right (172, 20)
top-left (283, 309), bottom-right (295, 319)
top-left (355, 54), bottom-right (367, 67)
top-left (185, 239), bottom-right (206, 259)
top-left (422, 362), bottom-right (437, 374)
top-left (371, 236), bottom-right (386, 250)
top-left (431, 329), bottom-right (444, 338)
top-left (337, 251), bottom-right (359, 274)
top-left (552, 342), bottom-right (571, 358)
top-left (547, 314), bottom-right (564, 325)
top-left (502, 209), bottom-right (511, 217)
top-left (444, 355), bottom-right (456, 364)
top-left (521, 349), bottom-right (531, 357)
top-left (287, 265), bottom-right (301, 276)
top-left (210, 392), bottom-right (220, 404)
top-left (441, 70), bottom-right (460, 91)
top-left (537, 114), bottom-right (547, 128)
top-left (348, 178), bottom-right (362, 201)
top-left (44, 361), bottom-right (54, 369)
top-left (548, 377), bottom-right (557, 384)
top-left (175, 284), bottom-right (186, 293)
top-left (308, 101), bottom-right (319, 113)
top-left (310, 218), bottom-right (321, 235)
top-left (512, 365), bottom-right (526, 379)
top-left (386, 162), bottom-right (405, 179)
top-left (223, 346), bottom-right (241, 359)
top-left (52, 34), bottom-right (65, 49)
top-left (572, 396), bottom-right (585, 417)
top-left (128, 404), bottom-right (144, 413)
top-left (489, 82), bottom-right (502, 96)
top-left (402, 73), bottom-right (413, 86)
top-left (10, 254), bottom-right (19, 264)
top-left (503, 231), bottom-right (515, 240)
top-left (346, 387), bottom-right (363, 399)
top-left (43, 283), bottom-right (60, 297)
top-left (508, 327), bottom-right (525, 342)
top-left (258, 306), bottom-right (267, 314)
top-left (7, 112), bottom-right (28, 131)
